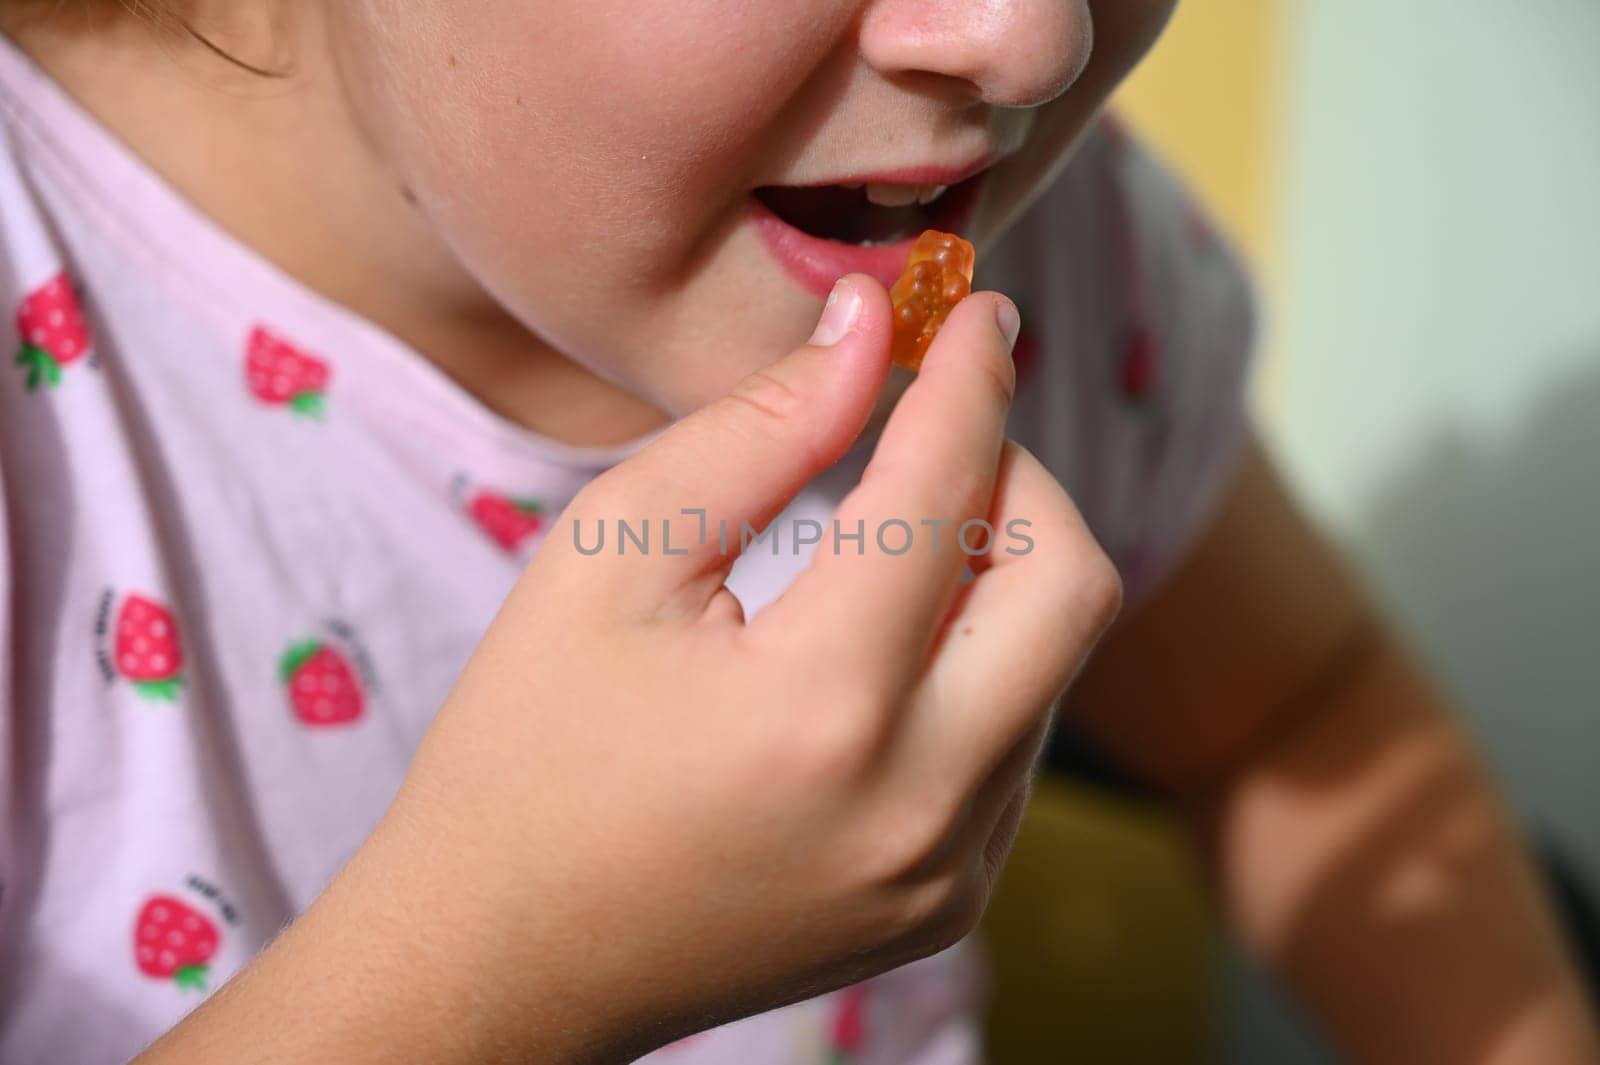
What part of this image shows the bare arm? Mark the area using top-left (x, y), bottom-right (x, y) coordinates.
top-left (131, 813), bottom-right (602, 1065)
top-left (127, 283), bottom-right (1113, 1065)
top-left (1062, 428), bottom-right (1600, 1064)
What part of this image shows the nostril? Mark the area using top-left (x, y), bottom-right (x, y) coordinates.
top-left (858, 0), bottom-right (1096, 110)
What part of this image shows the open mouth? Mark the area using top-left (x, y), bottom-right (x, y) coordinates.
top-left (751, 172), bottom-right (983, 246)
top-left (748, 168), bottom-right (989, 298)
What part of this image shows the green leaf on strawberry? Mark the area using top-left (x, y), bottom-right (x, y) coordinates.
top-left (15, 273), bottom-right (92, 391)
top-left (288, 391), bottom-right (325, 419)
top-left (279, 638), bottom-right (365, 726)
top-left (278, 639), bottom-right (324, 683)
top-left (113, 593), bottom-right (185, 700)
top-left (133, 677), bottom-right (184, 702)
top-left (15, 343), bottom-right (61, 391)
top-left (173, 963), bottom-right (208, 991)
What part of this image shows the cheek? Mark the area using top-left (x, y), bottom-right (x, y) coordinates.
top-left (440, 3), bottom-right (846, 259)
top-left (339, 1), bottom-right (851, 400)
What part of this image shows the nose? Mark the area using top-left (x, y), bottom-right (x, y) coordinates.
top-left (858, 0), bottom-right (1095, 109)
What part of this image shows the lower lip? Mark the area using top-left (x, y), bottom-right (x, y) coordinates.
top-left (748, 175), bottom-right (985, 300)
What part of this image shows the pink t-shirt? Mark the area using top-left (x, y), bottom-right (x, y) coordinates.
top-left (0, 32), bottom-right (1255, 1065)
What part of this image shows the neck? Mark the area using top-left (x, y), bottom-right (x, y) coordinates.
top-left (0, 3), bottom-right (671, 446)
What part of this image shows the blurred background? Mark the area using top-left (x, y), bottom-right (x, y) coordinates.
top-left (988, 0), bottom-right (1599, 1061)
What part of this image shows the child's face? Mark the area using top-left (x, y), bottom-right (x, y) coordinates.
top-left (327, 1), bottom-right (1175, 417)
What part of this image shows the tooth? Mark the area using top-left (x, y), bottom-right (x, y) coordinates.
top-left (864, 182), bottom-right (921, 208)
top-left (916, 184), bottom-right (949, 205)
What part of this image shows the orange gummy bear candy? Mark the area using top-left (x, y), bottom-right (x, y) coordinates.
top-left (889, 230), bottom-right (976, 372)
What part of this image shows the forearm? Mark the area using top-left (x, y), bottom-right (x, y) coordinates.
top-left (1185, 624), bottom-right (1600, 1064)
top-left (131, 810), bottom-right (603, 1065)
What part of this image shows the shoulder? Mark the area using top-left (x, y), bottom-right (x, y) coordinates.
top-left (998, 113), bottom-right (1258, 406)
top-left (989, 114), bottom-right (1260, 610)
top-left (1094, 114), bottom-right (1258, 397)
top-left (0, 33), bottom-right (95, 350)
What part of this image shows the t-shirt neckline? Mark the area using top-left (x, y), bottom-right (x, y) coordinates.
top-left (0, 28), bottom-right (665, 473)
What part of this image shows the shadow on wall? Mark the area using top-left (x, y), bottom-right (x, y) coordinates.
top-left (1222, 344), bottom-right (1600, 1065)
top-left (1351, 342), bottom-right (1600, 879)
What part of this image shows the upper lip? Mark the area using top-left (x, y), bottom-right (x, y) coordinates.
top-left (780, 150), bottom-right (1002, 189)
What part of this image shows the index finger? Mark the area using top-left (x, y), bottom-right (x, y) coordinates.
top-left (753, 290), bottom-right (1020, 672)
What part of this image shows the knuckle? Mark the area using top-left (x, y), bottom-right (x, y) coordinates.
top-left (785, 688), bottom-right (888, 791)
top-left (896, 866), bottom-right (986, 952)
top-left (723, 366), bottom-right (828, 473)
top-left (887, 802), bottom-right (959, 882)
top-left (567, 473), bottom-right (625, 525)
top-left (942, 879), bottom-right (990, 946)
top-left (727, 366), bottom-right (807, 427)
top-left (869, 789), bottom-right (971, 895)
top-left (1040, 544), bottom-right (1124, 633)
top-left (912, 465), bottom-right (987, 531)
top-left (970, 340), bottom-right (1017, 409)
top-left (1078, 552), bottom-right (1125, 629)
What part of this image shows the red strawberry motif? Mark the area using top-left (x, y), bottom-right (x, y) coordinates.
top-left (133, 895), bottom-right (219, 991)
top-left (245, 325), bottom-right (330, 418)
top-left (280, 640), bottom-right (364, 726)
top-left (470, 490), bottom-right (546, 551)
top-left (114, 594), bottom-right (184, 702)
top-left (14, 272), bottom-right (91, 391)
top-left (826, 984), bottom-right (870, 1063)
top-left (1118, 326), bottom-right (1159, 403)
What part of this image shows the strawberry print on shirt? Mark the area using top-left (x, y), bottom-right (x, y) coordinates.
top-left (470, 490), bottom-right (546, 551)
top-left (1118, 326), bottom-right (1160, 404)
top-left (245, 324), bottom-right (330, 418)
top-left (132, 895), bottom-right (219, 992)
top-left (95, 590), bottom-right (185, 703)
top-left (279, 633), bottom-right (366, 727)
top-left (825, 985), bottom-right (870, 1065)
top-left (451, 474), bottom-right (550, 553)
top-left (0, 33), bottom-right (1260, 1061)
top-left (13, 271), bottom-right (91, 390)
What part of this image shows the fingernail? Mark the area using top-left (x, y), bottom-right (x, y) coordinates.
top-left (810, 278), bottom-right (863, 347)
top-left (994, 297), bottom-right (1021, 349)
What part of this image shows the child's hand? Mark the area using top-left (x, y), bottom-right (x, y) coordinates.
top-left (361, 275), bottom-right (1124, 1062)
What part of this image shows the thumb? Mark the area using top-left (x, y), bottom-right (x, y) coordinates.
top-left (568, 273), bottom-right (895, 613)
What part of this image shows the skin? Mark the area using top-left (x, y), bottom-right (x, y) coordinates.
top-left (3, 1), bottom-right (1597, 1062)
top-left (0, 0), bottom-right (1171, 441)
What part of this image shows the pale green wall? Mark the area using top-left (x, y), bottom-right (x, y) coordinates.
top-left (1233, 2), bottom-right (1600, 1059)
top-left (1267, 0), bottom-right (1600, 869)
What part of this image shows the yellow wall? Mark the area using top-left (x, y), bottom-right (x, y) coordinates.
top-left (1113, 0), bottom-right (1288, 419)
